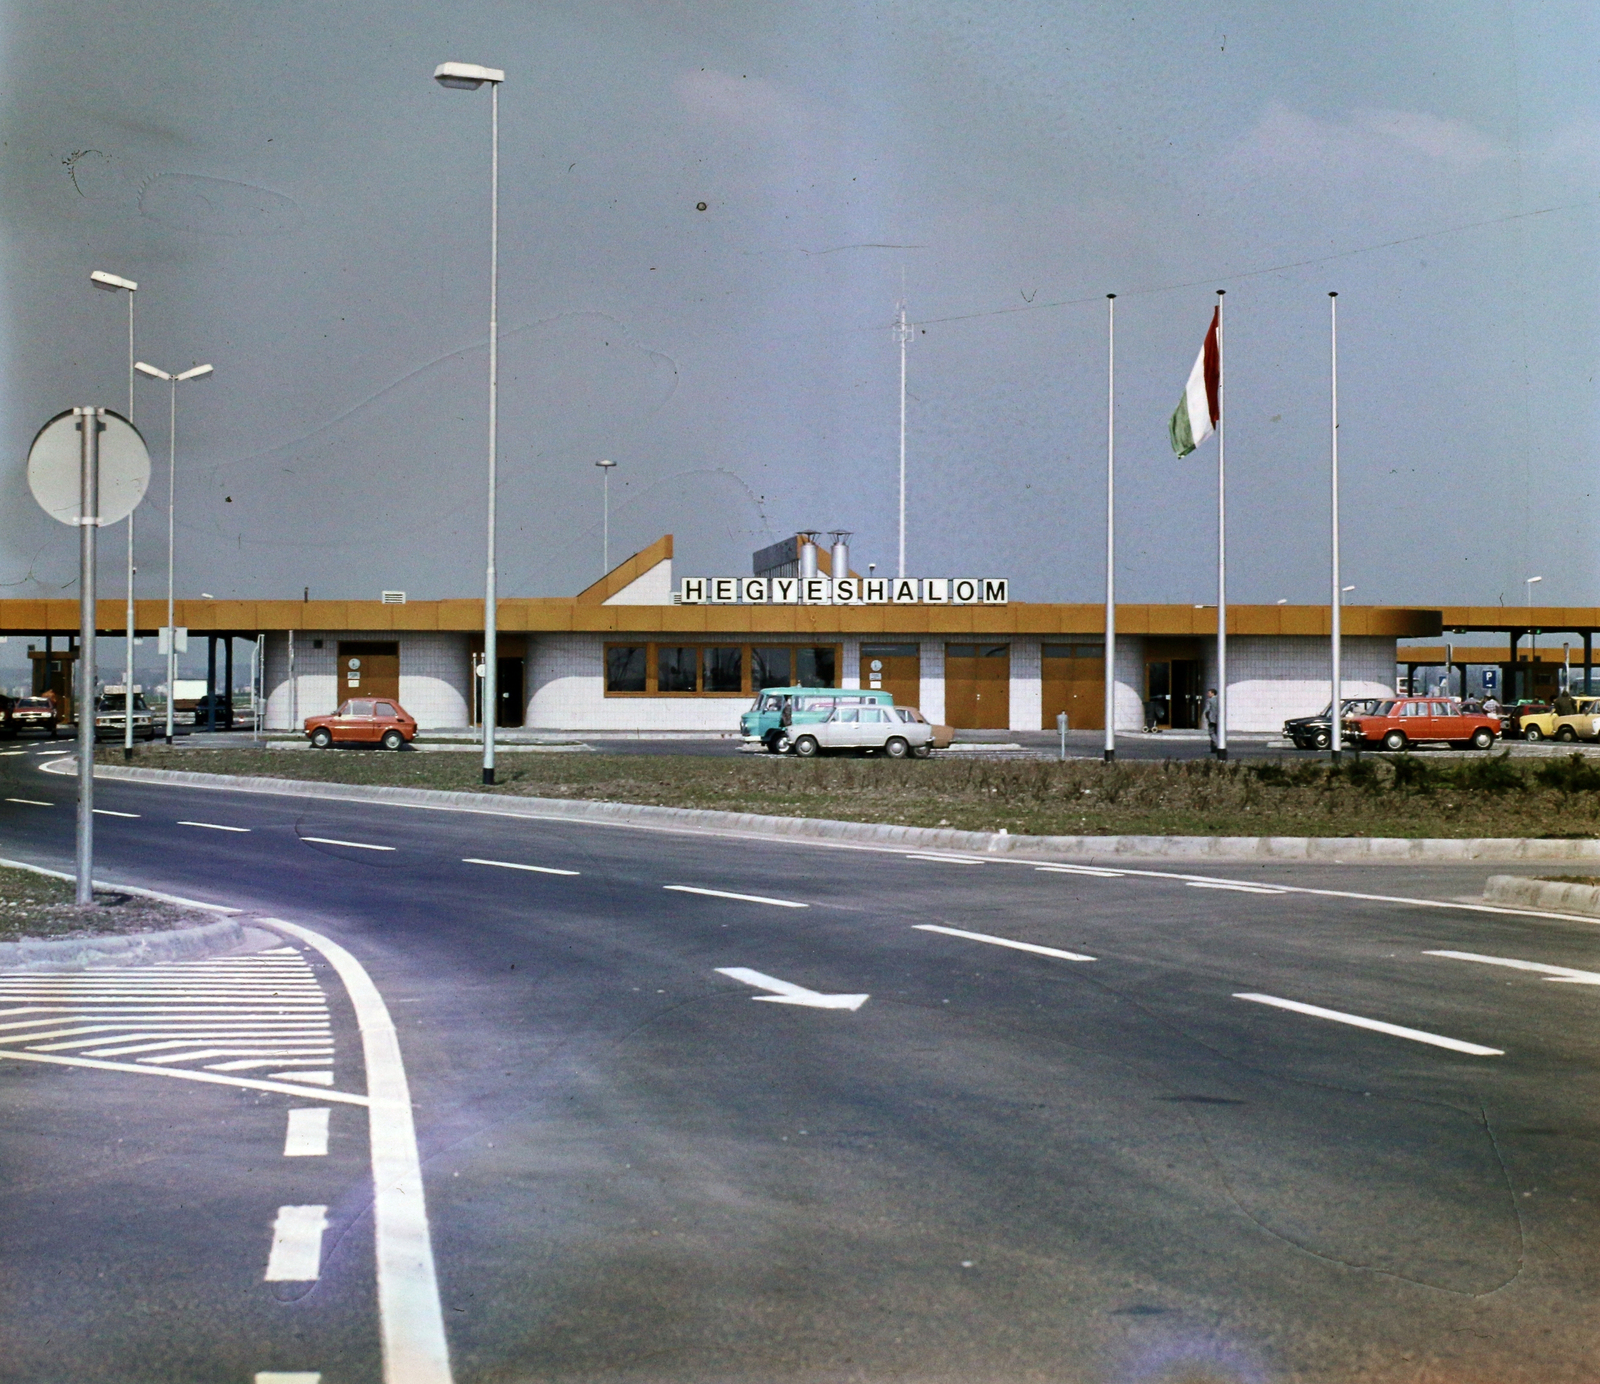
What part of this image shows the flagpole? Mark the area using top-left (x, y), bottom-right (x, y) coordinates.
top-left (1104, 293), bottom-right (1116, 762)
top-left (1329, 291), bottom-right (1342, 765)
top-left (1215, 289), bottom-right (1227, 760)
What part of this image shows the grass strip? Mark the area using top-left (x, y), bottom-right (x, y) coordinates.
top-left (0, 865), bottom-right (214, 942)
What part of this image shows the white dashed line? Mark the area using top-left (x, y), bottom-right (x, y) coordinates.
top-left (1035, 864), bottom-right (1125, 877)
top-left (463, 857), bottom-right (579, 876)
top-left (1234, 992), bottom-right (1504, 1056)
top-left (93, 809), bottom-right (140, 818)
top-left (301, 836), bottom-right (394, 851)
top-left (1425, 949), bottom-right (1600, 986)
top-left (264, 1204), bottom-right (329, 1281)
top-left (179, 820), bottom-right (250, 833)
top-left (1186, 881), bottom-right (1287, 895)
top-left (664, 885), bottom-right (808, 908)
top-left (914, 924), bottom-right (1095, 962)
top-left (255, 1373), bottom-right (322, 1384)
top-left (5, 798), bottom-right (51, 807)
top-left (905, 853), bottom-right (984, 865)
top-left (284, 1107), bottom-right (331, 1157)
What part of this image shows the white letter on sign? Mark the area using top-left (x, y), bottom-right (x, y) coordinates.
top-left (892, 579), bottom-right (918, 603)
top-left (711, 578), bottom-right (737, 603)
top-left (802, 578), bottom-right (831, 604)
top-left (864, 578), bottom-right (889, 603)
top-left (923, 579), bottom-right (948, 603)
top-left (952, 578), bottom-right (978, 604)
top-left (833, 578), bottom-right (858, 604)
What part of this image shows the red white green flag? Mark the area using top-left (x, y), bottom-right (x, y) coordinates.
top-left (1169, 308), bottom-right (1220, 457)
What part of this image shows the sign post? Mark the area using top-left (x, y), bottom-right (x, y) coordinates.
top-left (27, 408), bottom-right (150, 906)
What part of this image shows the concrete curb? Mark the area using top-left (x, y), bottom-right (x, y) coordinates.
top-left (77, 760), bottom-right (1600, 863)
top-left (1484, 873), bottom-right (1600, 916)
top-left (0, 916), bottom-right (244, 972)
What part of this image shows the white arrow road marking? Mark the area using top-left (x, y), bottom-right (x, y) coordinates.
top-left (914, 924), bottom-right (1095, 962)
top-left (284, 1108), bottom-right (331, 1157)
top-left (1235, 993), bottom-right (1504, 1056)
top-left (715, 967), bottom-right (869, 1010)
top-left (666, 885), bottom-right (808, 908)
top-left (464, 857), bottom-right (579, 876)
top-left (301, 836), bottom-right (394, 851)
top-left (265, 1204), bottom-right (329, 1281)
top-left (1426, 949), bottom-right (1600, 985)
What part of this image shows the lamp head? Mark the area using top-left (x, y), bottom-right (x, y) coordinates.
top-left (434, 61), bottom-right (504, 89)
top-left (90, 270), bottom-right (138, 293)
top-left (595, 458), bottom-right (616, 470)
top-left (177, 364), bottom-right (214, 382)
top-left (134, 361), bottom-right (170, 381)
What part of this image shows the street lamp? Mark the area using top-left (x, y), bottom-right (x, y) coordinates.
top-left (1526, 576), bottom-right (1544, 695)
top-left (135, 361), bottom-right (213, 743)
top-left (595, 459), bottom-right (617, 573)
top-left (92, 270), bottom-right (139, 758)
top-left (434, 58), bottom-right (506, 785)
top-left (1340, 584), bottom-right (1355, 603)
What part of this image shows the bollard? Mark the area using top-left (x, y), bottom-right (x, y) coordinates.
top-left (1056, 711), bottom-right (1068, 762)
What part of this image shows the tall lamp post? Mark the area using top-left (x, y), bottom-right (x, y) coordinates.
top-left (1526, 575), bottom-right (1543, 700)
top-left (91, 270), bottom-right (138, 759)
top-left (135, 361), bottom-right (213, 743)
top-left (596, 459), bottom-right (617, 573)
top-left (434, 59), bottom-right (505, 784)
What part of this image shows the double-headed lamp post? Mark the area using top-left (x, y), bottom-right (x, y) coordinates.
top-left (434, 59), bottom-right (505, 784)
top-left (596, 459), bottom-right (616, 573)
top-left (91, 270), bottom-right (139, 758)
top-left (134, 361), bottom-right (213, 743)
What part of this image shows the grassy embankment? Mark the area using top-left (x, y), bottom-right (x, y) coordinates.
top-left (0, 865), bottom-right (211, 942)
top-left (95, 745), bottom-right (1600, 839)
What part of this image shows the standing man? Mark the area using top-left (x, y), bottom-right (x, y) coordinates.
top-left (1203, 687), bottom-right (1220, 753)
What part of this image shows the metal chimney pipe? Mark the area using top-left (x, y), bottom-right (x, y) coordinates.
top-left (829, 531), bottom-right (852, 580)
top-left (798, 535), bottom-right (820, 579)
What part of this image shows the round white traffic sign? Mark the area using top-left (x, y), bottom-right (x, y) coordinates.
top-left (27, 409), bottom-right (151, 526)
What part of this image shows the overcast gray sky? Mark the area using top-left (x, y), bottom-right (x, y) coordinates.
top-left (2, 1), bottom-right (1595, 609)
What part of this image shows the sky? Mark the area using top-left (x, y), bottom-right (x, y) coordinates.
top-left (1, 1), bottom-right (1596, 616)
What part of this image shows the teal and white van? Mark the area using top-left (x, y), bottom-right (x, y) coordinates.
top-left (740, 686), bottom-right (897, 752)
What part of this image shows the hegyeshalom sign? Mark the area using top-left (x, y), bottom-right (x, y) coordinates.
top-left (679, 576), bottom-right (1008, 605)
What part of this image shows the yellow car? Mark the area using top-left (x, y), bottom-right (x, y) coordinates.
top-left (1522, 695), bottom-right (1600, 742)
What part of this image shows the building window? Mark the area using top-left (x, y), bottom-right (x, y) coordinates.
top-left (606, 645), bottom-right (647, 693)
top-left (1044, 643), bottom-right (1105, 659)
top-left (704, 646), bottom-right (743, 692)
top-left (657, 646), bottom-right (700, 693)
top-left (796, 646), bottom-right (836, 687)
top-left (752, 646), bottom-right (792, 690)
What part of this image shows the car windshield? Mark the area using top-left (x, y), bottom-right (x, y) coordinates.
top-left (1371, 700), bottom-right (1397, 716)
top-left (17, 698), bottom-right (49, 710)
top-left (96, 694), bottom-right (149, 712)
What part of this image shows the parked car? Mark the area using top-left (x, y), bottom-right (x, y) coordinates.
top-left (1517, 697), bottom-right (1600, 742)
top-left (894, 705), bottom-right (954, 751)
top-left (1343, 697), bottom-right (1499, 751)
top-left (188, 693), bottom-right (235, 730)
top-left (781, 704), bottom-right (933, 758)
top-left (93, 691), bottom-right (156, 741)
top-left (1283, 698), bottom-right (1383, 750)
top-left (9, 696), bottom-right (58, 738)
top-left (304, 698), bottom-right (417, 749)
top-left (1502, 701), bottom-right (1553, 740)
top-left (740, 686), bottom-right (898, 752)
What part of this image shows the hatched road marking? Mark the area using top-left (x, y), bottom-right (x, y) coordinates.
top-left (664, 884), bottom-right (808, 908)
top-left (1234, 992), bottom-right (1504, 1056)
top-left (284, 1107), bottom-right (331, 1157)
top-left (914, 923), bottom-right (1095, 962)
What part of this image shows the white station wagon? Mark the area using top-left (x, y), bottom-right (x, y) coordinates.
top-left (781, 704), bottom-right (934, 758)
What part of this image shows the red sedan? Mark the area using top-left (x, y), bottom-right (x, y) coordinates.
top-left (1344, 697), bottom-right (1499, 751)
top-left (304, 698), bottom-right (417, 750)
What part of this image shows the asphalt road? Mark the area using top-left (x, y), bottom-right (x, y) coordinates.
top-left (2, 743), bottom-right (1599, 1383)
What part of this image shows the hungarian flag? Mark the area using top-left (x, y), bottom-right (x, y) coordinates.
top-left (1169, 308), bottom-right (1220, 457)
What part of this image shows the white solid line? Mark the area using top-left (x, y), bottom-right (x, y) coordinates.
top-left (905, 853), bottom-right (983, 864)
top-left (1234, 993), bottom-right (1504, 1056)
top-left (178, 820), bottom-right (251, 832)
top-left (0, 1047), bottom-right (368, 1104)
top-left (284, 1107), bottom-right (331, 1157)
top-left (1424, 949), bottom-right (1600, 986)
top-left (913, 924), bottom-right (1095, 962)
top-left (1035, 864), bottom-right (1125, 877)
top-left (1185, 881), bottom-right (1287, 894)
top-left (256, 1373), bottom-right (322, 1384)
top-left (258, 917), bottom-right (452, 1384)
top-left (271, 1070), bottom-right (334, 1085)
top-left (93, 808), bottom-right (141, 818)
top-left (5, 798), bottom-right (51, 807)
top-left (265, 1204), bottom-right (329, 1281)
top-left (301, 836), bottom-right (395, 851)
top-left (463, 857), bottom-right (579, 876)
top-left (663, 884), bottom-right (808, 908)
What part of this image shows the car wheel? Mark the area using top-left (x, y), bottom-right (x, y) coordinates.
top-left (763, 732), bottom-right (783, 753)
top-left (913, 743), bottom-right (932, 758)
top-left (381, 728), bottom-right (405, 751)
top-left (1557, 725), bottom-right (1578, 743)
top-left (793, 735), bottom-right (820, 758)
top-left (1523, 724), bottom-right (1544, 742)
top-left (884, 736), bottom-right (910, 759)
top-left (1311, 729), bottom-right (1331, 750)
top-left (1471, 728), bottom-right (1495, 749)
top-left (1381, 729), bottom-right (1407, 752)
top-left (310, 727), bottom-right (333, 749)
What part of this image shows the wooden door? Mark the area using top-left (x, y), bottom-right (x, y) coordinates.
top-left (338, 642), bottom-right (400, 703)
top-left (860, 644), bottom-right (920, 710)
top-left (1041, 644), bottom-right (1104, 730)
top-left (944, 645), bottom-right (1010, 729)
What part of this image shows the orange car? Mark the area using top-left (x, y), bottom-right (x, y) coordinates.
top-left (304, 698), bottom-right (417, 750)
top-left (1343, 697), bottom-right (1498, 751)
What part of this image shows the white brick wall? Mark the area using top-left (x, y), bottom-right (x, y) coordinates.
top-left (841, 636), bottom-right (862, 690)
top-left (1205, 635), bottom-right (1395, 732)
top-left (1112, 637), bottom-right (1147, 732)
top-left (1010, 639), bottom-right (1041, 732)
top-left (263, 631), bottom-right (471, 730)
top-left (918, 640), bottom-right (946, 724)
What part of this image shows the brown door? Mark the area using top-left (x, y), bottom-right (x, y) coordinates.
top-left (338, 642), bottom-right (400, 704)
top-left (945, 644), bottom-right (1010, 729)
top-left (861, 644), bottom-right (920, 710)
top-left (1041, 644), bottom-right (1104, 730)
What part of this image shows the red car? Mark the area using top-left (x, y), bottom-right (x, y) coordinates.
top-left (304, 698), bottom-right (417, 750)
top-left (1344, 697), bottom-right (1499, 752)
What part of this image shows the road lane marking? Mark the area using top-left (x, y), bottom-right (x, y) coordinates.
top-left (265, 1204), bottom-right (329, 1281)
top-left (463, 857), bottom-right (579, 876)
top-left (258, 917), bottom-right (452, 1384)
top-left (913, 924), bottom-right (1095, 962)
top-left (93, 808), bottom-right (140, 817)
top-left (714, 966), bottom-right (869, 1010)
top-left (301, 836), bottom-right (394, 851)
top-left (1425, 949), bottom-right (1600, 986)
top-left (179, 820), bottom-right (250, 832)
top-left (1186, 881), bottom-right (1287, 895)
top-left (1234, 993), bottom-right (1504, 1056)
top-left (0, 1049), bottom-right (367, 1104)
top-left (664, 885), bottom-right (808, 908)
top-left (5, 798), bottom-right (51, 807)
top-left (1035, 864), bottom-right (1125, 877)
top-left (256, 1373), bottom-right (321, 1384)
top-left (273, 1070), bottom-right (334, 1085)
top-left (0, 750), bottom-right (23, 757)
top-left (284, 1108), bottom-right (331, 1157)
top-left (905, 853), bottom-right (983, 865)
